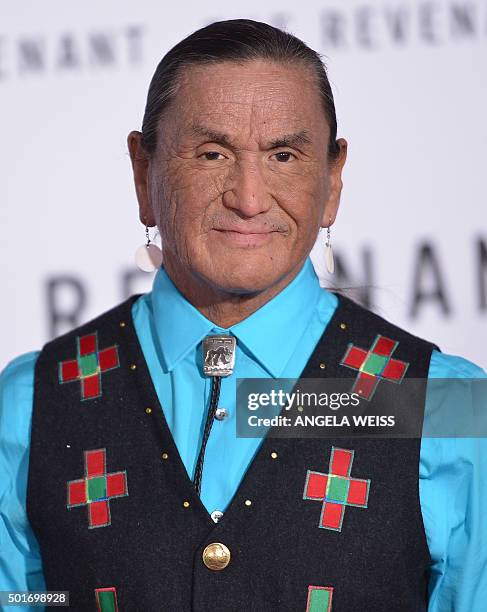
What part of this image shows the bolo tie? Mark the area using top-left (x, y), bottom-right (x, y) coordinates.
top-left (193, 334), bottom-right (236, 497)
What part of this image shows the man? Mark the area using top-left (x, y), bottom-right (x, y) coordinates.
top-left (0, 19), bottom-right (486, 612)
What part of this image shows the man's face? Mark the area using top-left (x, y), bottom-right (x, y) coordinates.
top-left (131, 59), bottom-right (346, 295)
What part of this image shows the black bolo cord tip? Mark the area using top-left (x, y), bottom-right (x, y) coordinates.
top-left (193, 375), bottom-right (222, 496)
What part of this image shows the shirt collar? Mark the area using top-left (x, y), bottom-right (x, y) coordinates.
top-left (150, 257), bottom-right (323, 377)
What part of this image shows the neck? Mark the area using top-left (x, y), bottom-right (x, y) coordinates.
top-left (162, 254), bottom-right (307, 328)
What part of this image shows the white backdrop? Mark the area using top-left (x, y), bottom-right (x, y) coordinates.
top-left (1, 0), bottom-right (486, 370)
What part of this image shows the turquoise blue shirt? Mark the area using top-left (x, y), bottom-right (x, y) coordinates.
top-left (1, 256), bottom-right (486, 610)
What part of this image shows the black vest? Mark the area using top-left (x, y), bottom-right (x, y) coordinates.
top-left (27, 292), bottom-right (438, 611)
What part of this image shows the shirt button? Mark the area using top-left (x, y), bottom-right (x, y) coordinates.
top-left (215, 408), bottom-right (228, 421)
top-left (202, 542), bottom-right (231, 570)
top-left (211, 510), bottom-right (224, 523)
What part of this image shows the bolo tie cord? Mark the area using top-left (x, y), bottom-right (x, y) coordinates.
top-left (193, 375), bottom-right (222, 497)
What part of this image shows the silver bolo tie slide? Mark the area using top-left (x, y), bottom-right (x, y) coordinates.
top-left (202, 335), bottom-right (237, 377)
top-left (193, 335), bottom-right (237, 497)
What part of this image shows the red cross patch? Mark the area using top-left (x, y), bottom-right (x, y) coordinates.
top-left (67, 449), bottom-right (128, 528)
top-left (58, 332), bottom-right (120, 400)
top-left (340, 334), bottom-right (409, 400)
top-left (303, 447), bottom-right (370, 532)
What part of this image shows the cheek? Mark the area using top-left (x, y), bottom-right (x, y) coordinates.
top-left (153, 162), bottom-right (224, 237)
top-left (267, 168), bottom-right (325, 235)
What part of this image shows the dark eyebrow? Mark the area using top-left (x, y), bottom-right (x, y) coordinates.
top-left (189, 124), bottom-right (312, 150)
top-left (267, 131), bottom-right (312, 149)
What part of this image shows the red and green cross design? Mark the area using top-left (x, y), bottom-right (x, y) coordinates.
top-left (58, 332), bottom-right (120, 400)
top-left (306, 585), bottom-right (333, 612)
top-left (95, 587), bottom-right (119, 612)
top-left (67, 449), bottom-right (128, 529)
top-left (303, 447), bottom-right (370, 532)
top-left (340, 334), bottom-right (409, 400)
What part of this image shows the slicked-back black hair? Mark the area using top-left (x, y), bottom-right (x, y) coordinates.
top-left (141, 19), bottom-right (340, 160)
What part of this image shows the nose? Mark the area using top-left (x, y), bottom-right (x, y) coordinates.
top-left (222, 159), bottom-right (272, 217)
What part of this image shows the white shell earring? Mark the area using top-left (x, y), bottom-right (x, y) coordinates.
top-left (135, 224), bottom-right (163, 272)
top-left (324, 221), bottom-right (335, 275)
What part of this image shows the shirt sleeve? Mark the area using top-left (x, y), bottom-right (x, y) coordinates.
top-left (421, 349), bottom-right (487, 611)
top-left (0, 351), bottom-right (46, 610)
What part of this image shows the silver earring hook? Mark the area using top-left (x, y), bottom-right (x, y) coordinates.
top-left (326, 216), bottom-right (332, 247)
top-left (144, 225), bottom-right (160, 247)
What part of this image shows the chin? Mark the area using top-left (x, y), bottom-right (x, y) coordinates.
top-left (205, 254), bottom-right (289, 295)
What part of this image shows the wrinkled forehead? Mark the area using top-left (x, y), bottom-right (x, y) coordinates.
top-left (164, 59), bottom-right (330, 148)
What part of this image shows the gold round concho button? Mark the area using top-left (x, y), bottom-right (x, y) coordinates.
top-left (202, 542), bottom-right (231, 571)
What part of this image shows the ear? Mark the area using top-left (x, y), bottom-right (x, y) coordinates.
top-left (321, 138), bottom-right (348, 228)
top-left (127, 130), bottom-right (157, 226)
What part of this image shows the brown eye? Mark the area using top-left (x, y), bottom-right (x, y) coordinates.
top-left (273, 152), bottom-right (295, 162)
top-left (199, 151), bottom-right (225, 161)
